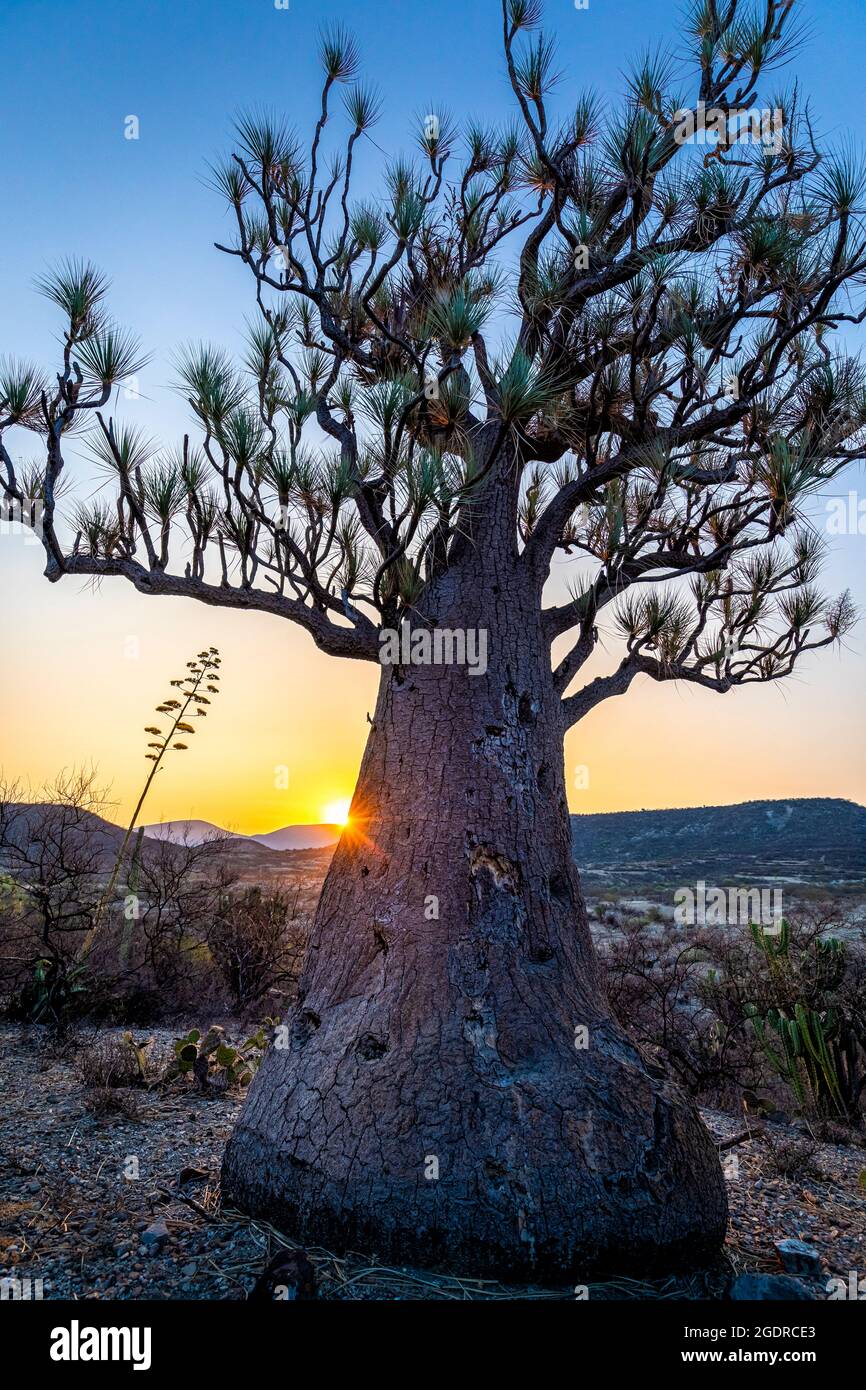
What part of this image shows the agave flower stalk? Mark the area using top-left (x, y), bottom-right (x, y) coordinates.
top-left (81, 647), bottom-right (222, 955)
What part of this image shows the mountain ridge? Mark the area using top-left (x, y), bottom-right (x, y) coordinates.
top-left (147, 796), bottom-right (866, 860)
top-left (569, 797), bottom-right (866, 892)
top-left (141, 819), bottom-right (341, 850)
top-left (570, 797), bottom-right (865, 859)
top-left (4, 798), bottom-right (863, 891)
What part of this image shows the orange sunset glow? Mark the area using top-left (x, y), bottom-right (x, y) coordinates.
top-left (1, 553), bottom-right (864, 834)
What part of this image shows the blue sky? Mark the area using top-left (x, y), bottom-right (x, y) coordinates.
top-left (3, 0), bottom-right (865, 396)
top-left (2, 0), bottom-right (866, 823)
top-left (2, 0), bottom-right (864, 436)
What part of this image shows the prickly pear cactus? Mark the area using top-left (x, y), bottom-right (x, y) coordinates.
top-left (167, 1025), bottom-right (266, 1092)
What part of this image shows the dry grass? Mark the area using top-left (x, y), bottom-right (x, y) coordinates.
top-left (82, 1086), bottom-right (143, 1120)
top-left (214, 1204), bottom-right (727, 1301)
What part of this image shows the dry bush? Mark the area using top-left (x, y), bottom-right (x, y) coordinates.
top-left (758, 1130), bottom-right (822, 1180)
top-left (0, 770), bottom-right (111, 1023)
top-left (599, 905), bottom-right (866, 1126)
top-left (205, 885), bottom-right (307, 1013)
top-left (0, 776), bottom-right (313, 1025)
top-left (78, 1032), bottom-right (155, 1089)
top-left (82, 1086), bottom-right (143, 1121)
top-left (129, 834), bottom-right (236, 1001)
top-left (78, 832), bottom-right (237, 1021)
top-left (600, 917), bottom-right (761, 1106)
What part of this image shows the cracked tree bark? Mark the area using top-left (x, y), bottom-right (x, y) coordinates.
top-left (222, 465), bottom-right (728, 1281)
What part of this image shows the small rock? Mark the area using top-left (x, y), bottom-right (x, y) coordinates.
top-left (775, 1237), bottom-right (823, 1278)
top-left (180, 1261), bottom-right (197, 1278)
top-left (140, 1220), bottom-right (169, 1253)
top-left (730, 1274), bottom-right (816, 1301)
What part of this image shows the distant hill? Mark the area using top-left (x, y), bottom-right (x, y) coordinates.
top-left (0, 804), bottom-right (127, 871)
top-left (140, 819), bottom-right (237, 846)
top-left (247, 825), bottom-right (340, 851)
top-left (4, 798), bottom-right (862, 898)
top-left (0, 805), bottom-right (338, 887)
top-left (571, 798), bottom-right (866, 893)
top-left (142, 820), bottom-right (341, 851)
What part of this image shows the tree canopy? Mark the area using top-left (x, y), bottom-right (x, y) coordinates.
top-left (2, 0), bottom-right (864, 727)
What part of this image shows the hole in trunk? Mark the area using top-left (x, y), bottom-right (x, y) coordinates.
top-left (548, 872), bottom-right (572, 905)
top-left (355, 1033), bottom-right (389, 1061)
top-left (517, 692), bottom-right (538, 725)
top-left (527, 945), bottom-right (555, 965)
top-left (537, 762), bottom-right (550, 792)
top-left (291, 1010), bottom-right (321, 1050)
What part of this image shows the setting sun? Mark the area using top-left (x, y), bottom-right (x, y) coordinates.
top-left (322, 797), bottom-right (352, 826)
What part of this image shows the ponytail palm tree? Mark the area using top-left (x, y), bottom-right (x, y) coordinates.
top-left (3, 0), bottom-right (866, 1277)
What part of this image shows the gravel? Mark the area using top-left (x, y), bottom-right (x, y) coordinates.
top-left (1, 1024), bottom-right (864, 1301)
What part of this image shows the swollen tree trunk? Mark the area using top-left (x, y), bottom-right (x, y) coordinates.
top-left (222, 485), bottom-right (727, 1280)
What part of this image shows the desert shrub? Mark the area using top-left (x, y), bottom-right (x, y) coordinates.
top-left (599, 906), bottom-right (866, 1126)
top-left (84, 833), bottom-right (237, 1020)
top-left (205, 886), bottom-right (306, 1012)
top-left (600, 917), bottom-right (761, 1105)
top-left (0, 772), bottom-right (111, 1027)
top-left (55, 835), bottom-right (238, 1024)
top-left (78, 1031), bottom-right (154, 1089)
top-left (131, 835), bottom-right (236, 999)
top-left (0, 765), bottom-right (322, 1025)
top-left (82, 1087), bottom-right (143, 1121)
top-left (758, 1130), bottom-right (822, 1180)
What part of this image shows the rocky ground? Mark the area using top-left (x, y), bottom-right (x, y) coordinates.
top-left (1, 1024), bottom-right (864, 1301)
